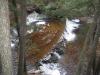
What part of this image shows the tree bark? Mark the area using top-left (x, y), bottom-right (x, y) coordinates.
top-left (75, 0), bottom-right (100, 75)
top-left (0, 0), bottom-right (13, 75)
top-left (14, 0), bottom-right (27, 75)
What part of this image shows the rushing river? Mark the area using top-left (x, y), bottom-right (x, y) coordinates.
top-left (26, 12), bottom-right (80, 75)
top-left (11, 11), bottom-right (81, 75)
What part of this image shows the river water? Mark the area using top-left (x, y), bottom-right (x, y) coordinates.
top-left (26, 12), bottom-right (81, 75)
top-left (11, 11), bottom-right (88, 75)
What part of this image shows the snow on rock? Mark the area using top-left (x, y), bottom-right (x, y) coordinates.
top-left (63, 18), bottom-right (80, 42)
top-left (26, 12), bottom-right (39, 25)
top-left (53, 52), bottom-right (61, 59)
top-left (26, 11), bottom-right (46, 25)
top-left (11, 43), bottom-right (15, 48)
top-left (39, 63), bottom-right (67, 75)
top-left (63, 31), bottom-right (76, 42)
top-left (72, 19), bottom-right (80, 23)
top-left (36, 21), bottom-right (46, 25)
top-left (10, 27), bottom-right (19, 48)
top-left (43, 54), bottom-right (51, 61)
top-left (26, 29), bottom-right (34, 34)
top-left (27, 69), bottom-right (41, 74)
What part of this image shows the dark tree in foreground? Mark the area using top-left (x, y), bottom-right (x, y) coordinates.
top-left (10, 0), bottom-right (28, 75)
top-left (14, 0), bottom-right (27, 75)
top-left (75, 0), bottom-right (100, 75)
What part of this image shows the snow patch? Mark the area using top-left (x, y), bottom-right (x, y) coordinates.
top-left (36, 21), bottom-right (46, 25)
top-left (40, 63), bottom-right (67, 75)
top-left (53, 52), bottom-right (61, 59)
top-left (63, 18), bottom-right (80, 42)
top-left (11, 43), bottom-right (15, 48)
top-left (26, 12), bottom-right (39, 25)
top-left (27, 29), bottom-right (33, 34)
top-left (26, 12), bottom-right (46, 25)
top-left (72, 19), bottom-right (80, 23)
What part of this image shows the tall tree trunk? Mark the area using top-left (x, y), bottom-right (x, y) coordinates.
top-left (14, 0), bottom-right (27, 75)
top-left (75, 0), bottom-right (100, 75)
top-left (92, 0), bottom-right (100, 74)
top-left (0, 0), bottom-right (13, 75)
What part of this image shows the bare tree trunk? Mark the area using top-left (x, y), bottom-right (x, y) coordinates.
top-left (75, 22), bottom-right (96, 75)
top-left (0, 0), bottom-right (13, 75)
top-left (14, 0), bottom-right (27, 75)
top-left (75, 0), bottom-right (100, 75)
